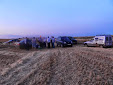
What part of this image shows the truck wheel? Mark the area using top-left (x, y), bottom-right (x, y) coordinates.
top-left (96, 43), bottom-right (98, 47)
top-left (84, 43), bottom-right (88, 47)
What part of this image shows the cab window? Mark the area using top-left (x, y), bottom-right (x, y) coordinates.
top-left (58, 37), bottom-right (61, 41)
top-left (95, 38), bottom-right (98, 41)
top-left (109, 37), bottom-right (112, 41)
top-left (90, 39), bottom-right (94, 42)
top-left (106, 37), bottom-right (108, 41)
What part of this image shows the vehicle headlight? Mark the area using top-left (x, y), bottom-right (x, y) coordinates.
top-left (64, 42), bottom-right (66, 44)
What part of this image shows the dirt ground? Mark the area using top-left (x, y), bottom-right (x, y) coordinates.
top-left (0, 45), bottom-right (113, 85)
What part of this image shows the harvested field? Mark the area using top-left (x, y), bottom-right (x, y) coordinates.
top-left (0, 46), bottom-right (29, 72)
top-left (0, 39), bottom-right (10, 43)
top-left (0, 45), bottom-right (113, 85)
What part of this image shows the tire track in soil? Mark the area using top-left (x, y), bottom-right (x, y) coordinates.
top-left (0, 51), bottom-right (52, 85)
top-left (46, 48), bottom-right (63, 85)
top-left (0, 46), bottom-right (113, 85)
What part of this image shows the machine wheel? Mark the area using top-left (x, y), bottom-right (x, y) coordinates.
top-left (84, 43), bottom-right (88, 47)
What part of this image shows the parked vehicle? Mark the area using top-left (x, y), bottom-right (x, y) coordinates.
top-left (56, 36), bottom-right (73, 47)
top-left (3, 40), bottom-right (13, 45)
top-left (14, 42), bottom-right (20, 46)
top-left (3, 39), bottom-right (20, 45)
top-left (13, 39), bottom-right (20, 42)
top-left (13, 39), bottom-right (21, 46)
top-left (19, 40), bottom-right (32, 49)
top-left (68, 36), bottom-right (77, 44)
top-left (84, 35), bottom-right (112, 47)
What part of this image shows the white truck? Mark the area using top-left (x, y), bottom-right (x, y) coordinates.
top-left (84, 35), bottom-right (112, 47)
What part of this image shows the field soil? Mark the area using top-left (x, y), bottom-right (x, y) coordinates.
top-left (0, 39), bottom-right (10, 43)
top-left (0, 45), bottom-right (113, 85)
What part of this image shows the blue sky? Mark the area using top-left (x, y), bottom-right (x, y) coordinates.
top-left (0, 0), bottom-right (113, 37)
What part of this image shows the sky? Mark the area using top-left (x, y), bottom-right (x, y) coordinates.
top-left (0, 0), bottom-right (113, 37)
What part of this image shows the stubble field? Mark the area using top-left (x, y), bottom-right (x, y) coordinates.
top-left (0, 44), bottom-right (113, 85)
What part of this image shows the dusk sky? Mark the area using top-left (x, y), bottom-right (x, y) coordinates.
top-left (0, 0), bottom-right (113, 37)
